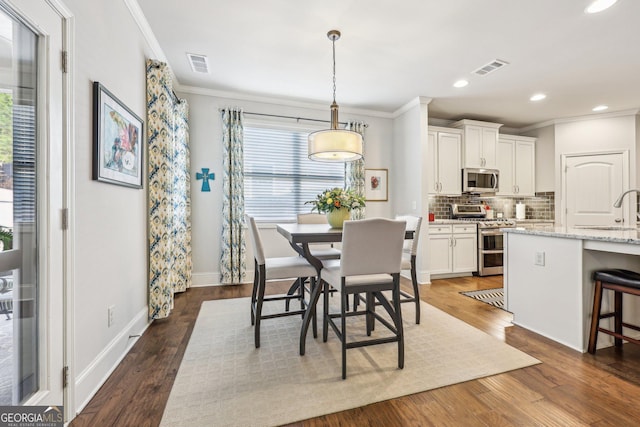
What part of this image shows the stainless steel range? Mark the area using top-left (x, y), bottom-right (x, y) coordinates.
top-left (451, 204), bottom-right (516, 276)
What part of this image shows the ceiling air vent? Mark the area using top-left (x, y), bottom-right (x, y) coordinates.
top-left (187, 53), bottom-right (209, 73)
top-left (473, 59), bottom-right (509, 76)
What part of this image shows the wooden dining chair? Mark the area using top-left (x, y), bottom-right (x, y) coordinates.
top-left (246, 215), bottom-right (318, 348)
top-left (320, 217), bottom-right (406, 379)
top-left (396, 215), bottom-right (423, 324)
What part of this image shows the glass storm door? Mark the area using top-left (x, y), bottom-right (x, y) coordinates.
top-left (0, 0), bottom-right (65, 409)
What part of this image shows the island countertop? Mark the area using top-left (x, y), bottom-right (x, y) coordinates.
top-left (503, 226), bottom-right (640, 245)
top-left (504, 226), bottom-right (640, 352)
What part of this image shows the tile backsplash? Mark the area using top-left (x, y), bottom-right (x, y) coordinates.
top-left (428, 192), bottom-right (555, 220)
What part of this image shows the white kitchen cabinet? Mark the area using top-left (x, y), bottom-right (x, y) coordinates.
top-left (453, 119), bottom-right (503, 169)
top-left (428, 223), bottom-right (477, 276)
top-left (428, 127), bottom-right (462, 195)
top-left (497, 135), bottom-right (536, 196)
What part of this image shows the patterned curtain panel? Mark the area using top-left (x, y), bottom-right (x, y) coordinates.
top-left (146, 59), bottom-right (192, 320)
top-left (220, 108), bottom-right (246, 284)
top-left (345, 121), bottom-right (367, 220)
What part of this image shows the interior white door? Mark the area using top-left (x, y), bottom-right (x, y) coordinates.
top-left (564, 153), bottom-right (625, 227)
top-left (0, 0), bottom-right (65, 409)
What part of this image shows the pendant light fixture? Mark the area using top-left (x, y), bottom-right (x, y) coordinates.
top-left (308, 30), bottom-right (363, 162)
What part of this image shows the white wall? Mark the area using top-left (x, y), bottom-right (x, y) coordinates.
top-left (391, 97), bottom-right (430, 283)
top-left (554, 113), bottom-right (638, 224)
top-left (180, 89), bottom-right (394, 285)
top-left (65, 0), bottom-right (153, 413)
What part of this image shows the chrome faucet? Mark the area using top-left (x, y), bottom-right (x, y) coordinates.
top-left (613, 189), bottom-right (640, 208)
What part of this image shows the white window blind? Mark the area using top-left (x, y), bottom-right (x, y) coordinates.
top-left (244, 124), bottom-right (345, 221)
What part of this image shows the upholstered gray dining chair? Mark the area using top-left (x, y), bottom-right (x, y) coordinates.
top-left (396, 215), bottom-right (423, 324)
top-left (246, 214), bottom-right (318, 348)
top-left (320, 217), bottom-right (406, 379)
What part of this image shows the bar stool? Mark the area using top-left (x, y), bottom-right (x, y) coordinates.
top-left (588, 269), bottom-right (640, 354)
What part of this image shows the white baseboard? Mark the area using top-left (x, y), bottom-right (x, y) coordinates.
top-left (74, 307), bottom-right (150, 415)
top-left (192, 272), bottom-right (220, 286)
top-left (192, 271), bottom-right (253, 287)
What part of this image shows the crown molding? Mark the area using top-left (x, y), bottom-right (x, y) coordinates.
top-left (391, 96), bottom-right (432, 118)
top-left (124, 0), bottom-right (178, 82)
top-left (174, 84), bottom-right (397, 119)
top-left (518, 108), bottom-right (640, 133)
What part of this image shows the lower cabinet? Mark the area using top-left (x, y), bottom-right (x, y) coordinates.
top-left (428, 224), bottom-right (478, 276)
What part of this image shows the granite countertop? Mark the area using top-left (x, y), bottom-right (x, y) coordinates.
top-left (429, 218), bottom-right (554, 225)
top-left (504, 226), bottom-right (640, 245)
top-left (429, 219), bottom-right (478, 225)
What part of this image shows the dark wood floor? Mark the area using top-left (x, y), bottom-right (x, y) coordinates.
top-left (70, 275), bottom-right (640, 427)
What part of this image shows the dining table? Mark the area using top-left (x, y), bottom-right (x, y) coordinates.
top-left (276, 222), bottom-right (415, 355)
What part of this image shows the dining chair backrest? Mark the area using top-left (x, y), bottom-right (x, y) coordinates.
top-left (246, 214), bottom-right (266, 265)
top-left (395, 215), bottom-right (423, 256)
top-left (340, 218), bottom-right (406, 277)
top-left (297, 213), bottom-right (328, 224)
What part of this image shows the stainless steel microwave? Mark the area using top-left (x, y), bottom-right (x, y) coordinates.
top-left (462, 168), bottom-right (499, 194)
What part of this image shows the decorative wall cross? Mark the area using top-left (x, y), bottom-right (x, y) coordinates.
top-left (196, 168), bottom-right (215, 192)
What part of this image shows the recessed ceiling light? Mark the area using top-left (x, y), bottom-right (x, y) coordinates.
top-left (585, 0), bottom-right (618, 14)
top-left (453, 79), bottom-right (469, 88)
top-left (592, 105), bottom-right (609, 112)
top-left (530, 93), bottom-right (546, 102)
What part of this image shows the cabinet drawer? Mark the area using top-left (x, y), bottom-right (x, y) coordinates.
top-left (453, 224), bottom-right (477, 234)
top-left (429, 224), bottom-right (453, 234)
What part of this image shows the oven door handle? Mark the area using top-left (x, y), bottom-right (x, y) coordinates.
top-left (480, 249), bottom-right (504, 254)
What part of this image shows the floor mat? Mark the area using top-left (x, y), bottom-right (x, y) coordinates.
top-left (460, 287), bottom-right (505, 310)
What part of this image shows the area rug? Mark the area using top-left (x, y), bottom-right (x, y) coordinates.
top-left (461, 287), bottom-right (505, 309)
top-left (160, 296), bottom-right (538, 427)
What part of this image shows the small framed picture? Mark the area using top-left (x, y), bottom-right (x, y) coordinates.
top-left (365, 168), bottom-right (388, 202)
top-left (93, 82), bottom-right (144, 188)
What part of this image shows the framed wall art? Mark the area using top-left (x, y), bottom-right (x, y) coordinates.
top-left (93, 81), bottom-right (144, 188)
top-left (365, 168), bottom-right (388, 202)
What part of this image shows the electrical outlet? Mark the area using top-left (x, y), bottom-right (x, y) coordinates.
top-left (535, 251), bottom-right (545, 266)
top-left (412, 201), bottom-right (417, 210)
top-left (108, 305), bottom-right (115, 327)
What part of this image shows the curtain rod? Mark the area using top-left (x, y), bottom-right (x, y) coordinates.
top-left (224, 110), bottom-right (368, 128)
top-left (149, 63), bottom-right (181, 104)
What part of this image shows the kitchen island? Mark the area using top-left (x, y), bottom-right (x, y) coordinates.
top-left (504, 226), bottom-right (640, 352)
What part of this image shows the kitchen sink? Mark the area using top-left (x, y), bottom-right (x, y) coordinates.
top-left (573, 225), bottom-right (638, 231)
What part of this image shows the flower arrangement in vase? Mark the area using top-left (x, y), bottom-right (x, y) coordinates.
top-left (306, 188), bottom-right (365, 228)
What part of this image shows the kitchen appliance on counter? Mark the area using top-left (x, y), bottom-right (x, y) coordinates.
top-left (462, 168), bottom-right (499, 194)
top-left (450, 203), bottom-right (516, 276)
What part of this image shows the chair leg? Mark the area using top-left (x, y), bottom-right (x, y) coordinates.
top-left (366, 292), bottom-right (374, 336)
top-left (614, 290), bottom-right (623, 347)
top-left (393, 279), bottom-right (405, 369)
top-left (323, 279), bottom-right (330, 342)
top-left (411, 257), bottom-right (421, 324)
top-left (341, 285), bottom-right (348, 380)
top-left (284, 278), bottom-right (301, 312)
top-left (310, 277), bottom-right (318, 339)
top-left (254, 265), bottom-right (266, 349)
top-left (588, 280), bottom-right (604, 354)
top-left (251, 260), bottom-right (259, 326)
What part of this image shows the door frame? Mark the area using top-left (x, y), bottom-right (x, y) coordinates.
top-left (560, 150), bottom-right (629, 227)
top-left (2, 0), bottom-right (75, 421)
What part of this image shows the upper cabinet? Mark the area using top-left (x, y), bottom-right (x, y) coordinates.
top-left (497, 135), bottom-right (536, 196)
top-left (428, 127), bottom-right (462, 195)
top-left (452, 120), bottom-right (503, 169)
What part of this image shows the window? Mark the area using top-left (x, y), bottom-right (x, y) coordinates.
top-left (244, 123), bottom-right (345, 221)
